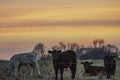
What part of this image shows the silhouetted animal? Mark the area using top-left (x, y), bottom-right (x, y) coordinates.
top-left (104, 55), bottom-right (116, 79)
top-left (48, 50), bottom-right (76, 80)
top-left (81, 61), bottom-right (105, 76)
top-left (6, 43), bottom-right (45, 79)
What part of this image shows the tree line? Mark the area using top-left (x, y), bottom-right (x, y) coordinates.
top-left (40, 39), bottom-right (120, 60)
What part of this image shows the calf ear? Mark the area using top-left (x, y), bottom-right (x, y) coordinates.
top-left (58, 50), bottom-right (61, 53)
top-left (90, 62), bottom-right (93, 64)
top-left (104, 55), bottom-right (108, 58)
top-left (113, 55), bottom-right (116, 58)
top-left (81, 62), bottom-right (84, 64)
top-left (48, 50), bottom-right (52, 54)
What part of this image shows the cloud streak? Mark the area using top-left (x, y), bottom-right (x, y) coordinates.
top-left (0, 19), bottom-right (120, 28)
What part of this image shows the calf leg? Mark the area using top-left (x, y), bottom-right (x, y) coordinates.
top-left (26, 64), bottom-right (35, 77)
top-left (107, 73), bottom-right (110, 79)
top-left (112, 64), bottom-right (116, 75)
top-left (106, 69), bottom-right (111, 79)
top-left (7, 70), bottom-right (12, 76)
top-left (30, 69), bottom-right (33, 77)
top-left (14, 67), bottom-right (19, 80)
top-left (55, 69), bottom-right (58, 80)
top-left (36, 61), bottom-right (41, 77)
top-left (60, 68), bottom-right (64, 80)
top-left (105, 64), bottom-right (111, 79)
top-left (70, 64), bottom-right (76, 79)
top-left (18, 65), bottom-right (22, 76)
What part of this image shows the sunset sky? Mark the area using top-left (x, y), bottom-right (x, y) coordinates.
top-left (0, 0), bottom-right (120, 60)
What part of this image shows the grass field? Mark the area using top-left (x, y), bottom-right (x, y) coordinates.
top-left (0, 60), bottom-right (120, 80)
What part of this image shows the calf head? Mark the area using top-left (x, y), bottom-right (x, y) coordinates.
top-left (104, 55), bottom-right (116, 64)
top-left (81, 61), bottom-right (93, 73)
top-left (48, 50), bottom-right (61, 63)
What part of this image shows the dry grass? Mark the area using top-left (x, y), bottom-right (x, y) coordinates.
top-left (0, 60), bottom-right (120, 80)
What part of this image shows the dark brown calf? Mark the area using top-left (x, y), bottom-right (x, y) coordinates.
top-left (81, 61), bottom-right (105, 76)
top-left (48, 50), bottom-right (76, 80)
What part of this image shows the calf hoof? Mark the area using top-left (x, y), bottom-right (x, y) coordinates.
top-left (38, 75), bottom-right (42, 78)
top-left (72, 77), bottom-right (75, 80)
top-left (15, 77), bottom-right (19, 80)
top-left (61, 78), bottom-right (63, 80)
top-left (55, 78), bottom-right (58, 80)
top-left (107, 76), bottom-right (110, 79)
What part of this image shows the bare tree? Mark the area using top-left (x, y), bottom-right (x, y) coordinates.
top-left (67, 42), bottom-right (80, 52)
top-left (52, 45), bottom-right (60, 50)
top-left (93, 39), bottom-right (105, 48)
top-left (33, 43), bottom-right (45, 58)
top-left (98, 39), bottom-right (104, 48)
top-left (59, 42), bottom-right (66, 51)
top-left (104, 44), bottom-right (119, 56)
top-left (93, 39), bottom-right (98, 48)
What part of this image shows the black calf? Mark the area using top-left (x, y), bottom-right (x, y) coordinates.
top-left (48, 50), bottom-right (76, 80)
top-left (81, 61), bottom-right (105, 76)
